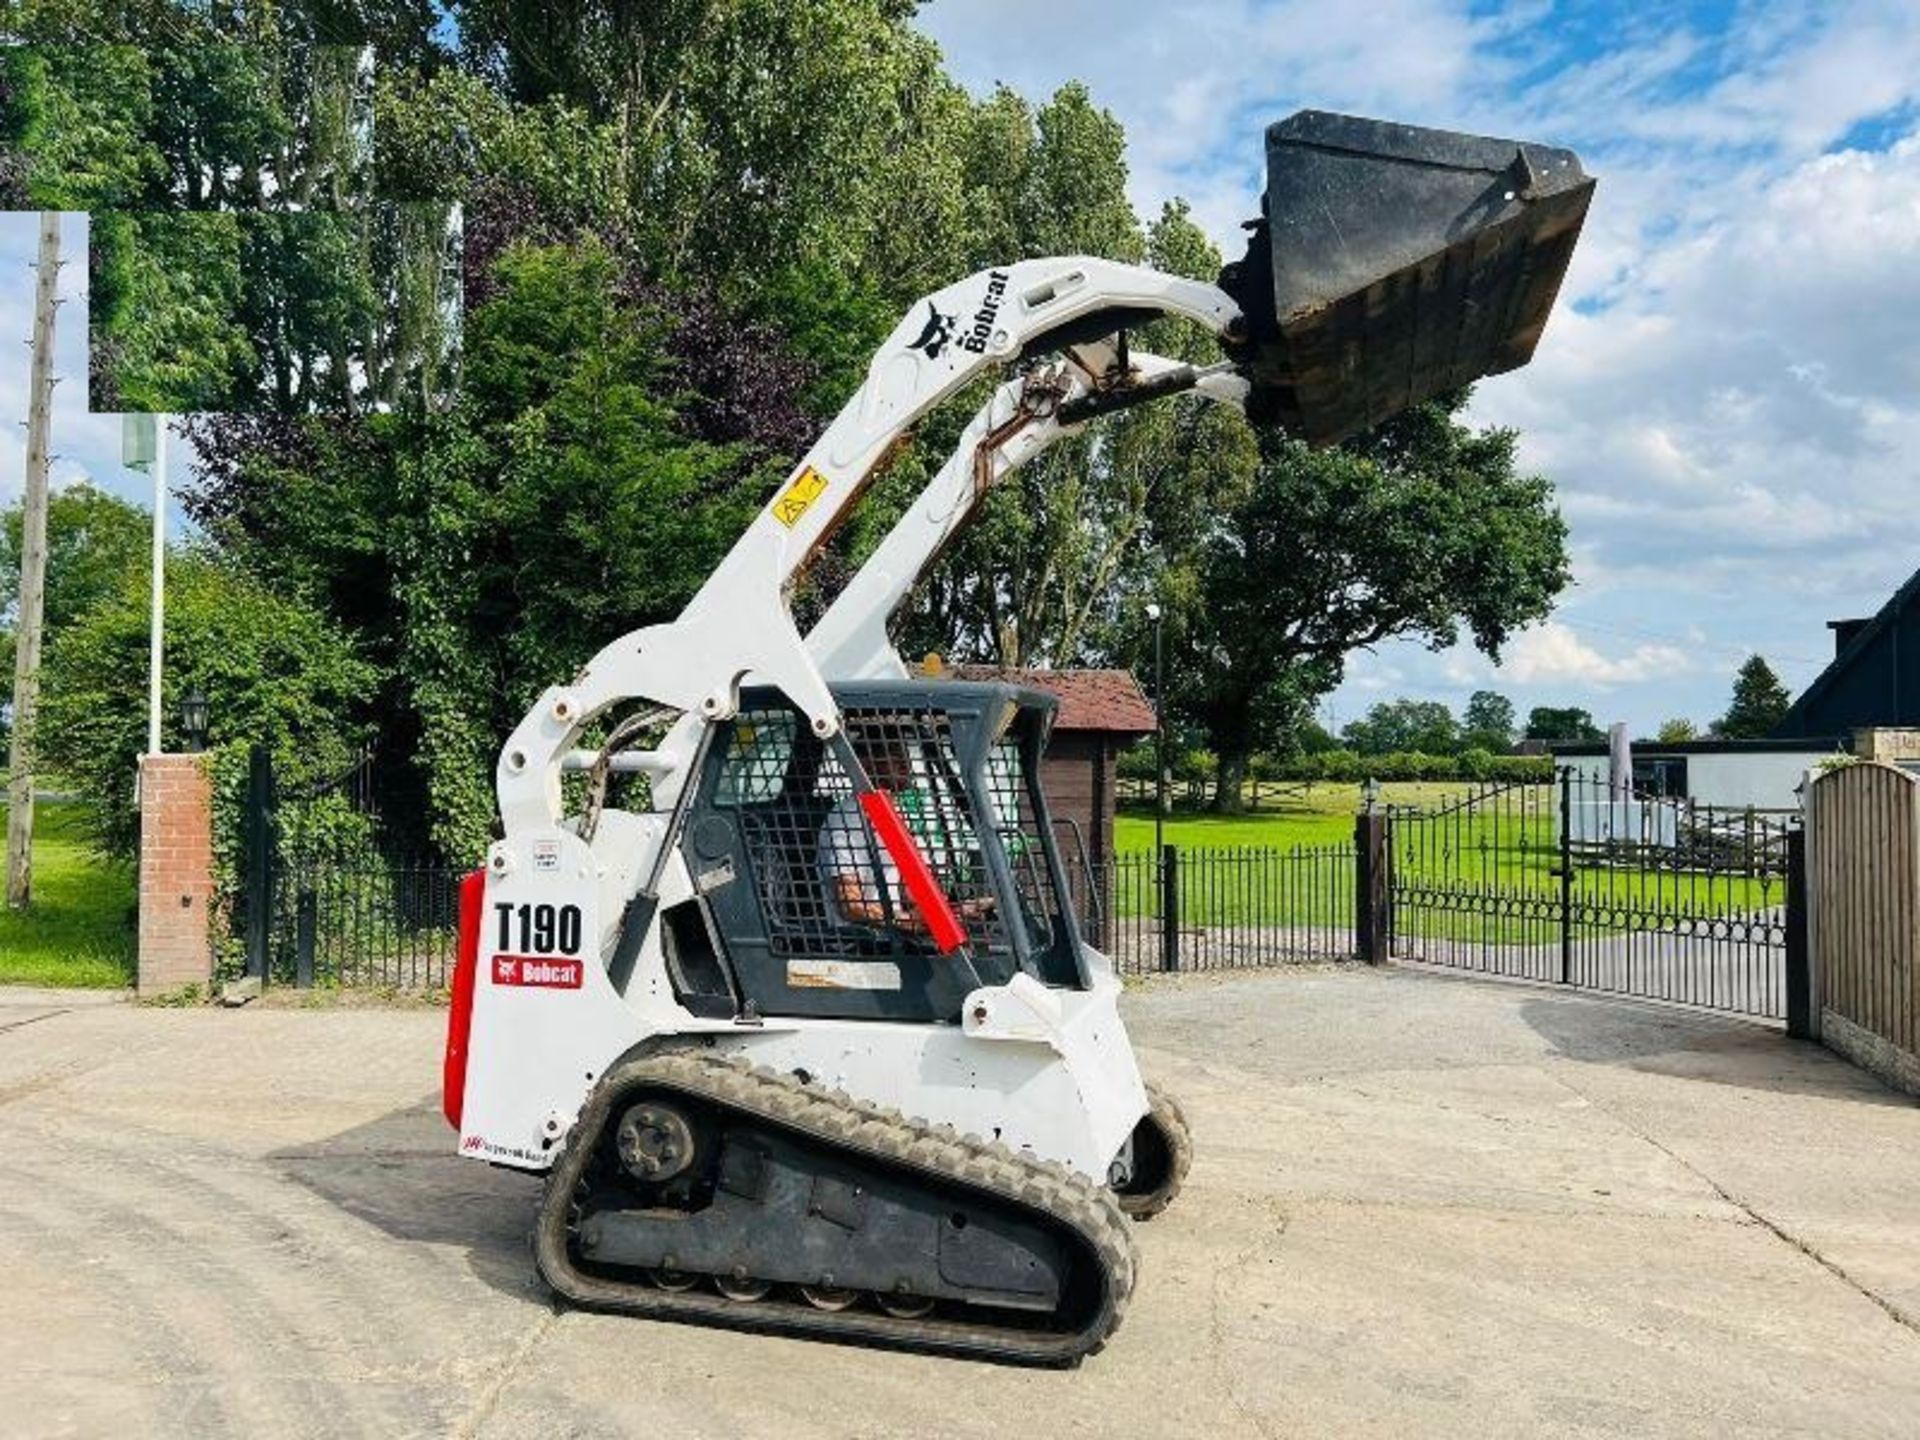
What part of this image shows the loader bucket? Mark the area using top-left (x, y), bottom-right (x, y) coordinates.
top-left (1220, 110), bottom-right (1594, 446)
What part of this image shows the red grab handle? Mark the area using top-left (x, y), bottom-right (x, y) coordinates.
top-left (859, 790), bottom-right (968, 954)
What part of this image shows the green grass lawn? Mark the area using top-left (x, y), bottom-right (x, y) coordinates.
top-left (0, 802), bottom-right (136, 987)
top-left (1115, 782), bottom-right (1476, 854)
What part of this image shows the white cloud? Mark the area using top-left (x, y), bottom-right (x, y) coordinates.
top-left (1498, 621), bottom-right (1692, 687)
top-left (920, 3), bottom-right (1920, 732)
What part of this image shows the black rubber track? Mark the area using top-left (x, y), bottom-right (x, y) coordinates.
top-left (1116, 1082), bottom-right (1193, 1221)
top-left (532, 1045), bottom-right (1138, 1366)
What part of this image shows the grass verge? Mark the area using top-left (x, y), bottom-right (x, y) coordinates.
top-left (0, 801), bottom-right (136, 988)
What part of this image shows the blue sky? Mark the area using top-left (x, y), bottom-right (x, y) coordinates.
top-left (920, 0), bottom-right (1920, 736)
top-left (0, 214), bottom-right (190, 531)
top-left (7, 2), bottom-right (1920, 738)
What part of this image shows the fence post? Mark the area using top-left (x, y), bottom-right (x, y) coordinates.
top-left (1159, 844), bottom-right (1180, 973)
top-left (1558, 767), bottom-right (1573, 985)
top-left (1354, 810), bottom-right (1390, 963)
top-left (244, 744), bottom-right (276, 984)
top-left (295, 885), bottom-right (317, 989)
top-left (1784, 825), bottom-right (1812, 1039)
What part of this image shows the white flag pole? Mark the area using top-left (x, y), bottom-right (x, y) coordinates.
top-left (147, 419), bottom-right (166, 756)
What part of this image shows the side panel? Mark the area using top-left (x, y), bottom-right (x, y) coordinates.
top-left (714, 971), bottom-right (1147, 1181)
top-left (459, 827), bottom-right (1149, 1180)
top-left (458, 831), bottom-right (651, 1168)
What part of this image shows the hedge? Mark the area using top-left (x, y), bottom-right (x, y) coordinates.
top-left (1116, 744), bottom-right (1553, 786)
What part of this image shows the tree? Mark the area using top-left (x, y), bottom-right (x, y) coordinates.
top-left (1176, 394), bottom-right (1569, 810)
top-left (1525, 705), bottom-right (1603, 742)
top-left (1294, 718), bottom-right (1340, 755)
top-left (1462, 690), bottom-right (1516, 750)
top-left (1716, 656), bottom-right (1792, 738)
top-left (185, 232), bottom-right (815, 858)
top-left (1655, 717), bottom-right (1698, 743)
top-left (0, 484), bottom-right (151, 690)
top-left (38, 552), bottom-right (374, 860)
top-left (1342, 699), bottom-right (1460, 755)
top-left (89, 210), bottom-right (254, 411)
top-left (890, 88), bottom-right (1159, 672)
top-left (448, 0), bottom-right (975, 309)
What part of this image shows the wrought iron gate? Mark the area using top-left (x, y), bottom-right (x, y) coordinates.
top-left (238, 744), bottom-right (466, 990)
top-left (1386, 770), bottom-right (1801, 1021)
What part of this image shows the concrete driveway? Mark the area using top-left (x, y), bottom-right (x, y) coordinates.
top-left (1, 966), bottom-right (1917, 1439)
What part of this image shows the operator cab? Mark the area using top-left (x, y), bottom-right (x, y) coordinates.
top-left (660, 680), bottom-right (1091, 1025)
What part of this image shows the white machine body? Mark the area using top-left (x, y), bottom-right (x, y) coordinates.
top-left (454, 256), bottom-right (1250, 1182)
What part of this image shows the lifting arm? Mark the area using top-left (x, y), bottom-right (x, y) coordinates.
top-left (804, 348), bottom-right (1247, 683)
top-left (496, 258), bottom-right (1248, 836)
top-left (496, 109), bottom-right (1596, 838)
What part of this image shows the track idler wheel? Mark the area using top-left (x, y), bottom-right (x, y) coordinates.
top-left (1113, 1082), bottom-right (1193, 1221)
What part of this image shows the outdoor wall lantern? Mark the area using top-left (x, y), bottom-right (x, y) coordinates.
top-left (181, 687), bottom-right (210, 753)
top-left (1363, 776), bottom-right (1381, 812)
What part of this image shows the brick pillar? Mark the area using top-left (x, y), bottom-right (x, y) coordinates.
top-left (138, 754), bottom-right (215, 994)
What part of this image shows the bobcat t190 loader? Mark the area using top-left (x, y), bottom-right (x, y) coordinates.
top-left (442, 111), bottom-right (1594, 1364)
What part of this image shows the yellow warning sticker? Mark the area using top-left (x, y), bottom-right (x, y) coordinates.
top-left (771, 466), bottom-right (829, 528)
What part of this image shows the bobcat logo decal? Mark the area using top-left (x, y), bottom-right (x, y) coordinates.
top-left (907, 302), bottom-right (957, 359)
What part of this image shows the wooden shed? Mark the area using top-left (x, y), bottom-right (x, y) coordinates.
top-left (951, 666), bottom-right (1157, 874)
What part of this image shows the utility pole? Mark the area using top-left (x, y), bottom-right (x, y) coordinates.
top-left (6, 213), bottom-right (63, 909)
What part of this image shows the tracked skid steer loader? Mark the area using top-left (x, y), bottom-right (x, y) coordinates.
top-left (441, 111), bottom-right (1595, 1364)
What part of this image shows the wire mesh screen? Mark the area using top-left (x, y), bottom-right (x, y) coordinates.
top-left (985, 738), bottom-right (1067, 955)
top-left (717, 705), bottom-right (1008, 962)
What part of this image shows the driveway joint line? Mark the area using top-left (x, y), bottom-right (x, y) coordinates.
top-left (0, 1008), bottom-right (74, 1036)
top-left (1546, 1065), bottom-right (1920, 1338)
top-left (452, 1307), bottom-right (561, 1438)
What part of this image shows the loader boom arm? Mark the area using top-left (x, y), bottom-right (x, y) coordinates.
top-left (495, 108), bottom-right (1593, 837)
top-left (495, 258), bottom-right (1246, 835)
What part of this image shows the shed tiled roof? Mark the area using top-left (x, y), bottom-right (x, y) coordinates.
top-left (949, 665), bottom-right (1157, 735)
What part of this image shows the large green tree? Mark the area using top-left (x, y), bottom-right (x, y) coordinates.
top-left (1, 484), bottom-right (152, 749)
top-left (187, 233), bottom-right (811, 858)
top-left (3, 35), bottom-right (460, 412)
top-left (1716, 655), bottom-right (1792, 738)
top-left (1462, 689), bottom-right (1517, 750)
top-left (1, 483), bottom-right (151, 642)
top-left (1343, 699), bottom-right (1462, 755)
top-left (38, 551), bottom-right (373, 859)
top-left (445, 0), bottom-right (974, 310)
top-left (1176, 394), bottom-right (1569, 811)
top-left (1525, 705), bottom-right (1603, 742)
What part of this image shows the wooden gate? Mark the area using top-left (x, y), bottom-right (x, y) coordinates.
top-left (1805, 762), bottom-right (1920, 1088)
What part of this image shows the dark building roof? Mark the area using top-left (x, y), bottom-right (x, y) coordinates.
top-left (1549, 736), bottom-right (1840, 757)
top-left (1773, 566), bottom-right (1920, 740)
top-left (949, 666), bottom-right (1157, 735)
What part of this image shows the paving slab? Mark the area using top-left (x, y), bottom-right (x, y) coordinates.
top-left (0, 965), bottom-right (1915, 1438)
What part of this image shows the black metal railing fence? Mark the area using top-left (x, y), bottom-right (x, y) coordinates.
top-left (1063, 844), bottom-right (1359, 975)
top-left (231, 743), bottom-right (1802, 1022)
top-left (1386, 769), bottom-right (1800, 1020)
top-left (266, 855), bottom-right (465, 990)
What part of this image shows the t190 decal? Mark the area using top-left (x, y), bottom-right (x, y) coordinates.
top-left (494, 901), bottom-right (583, 956)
